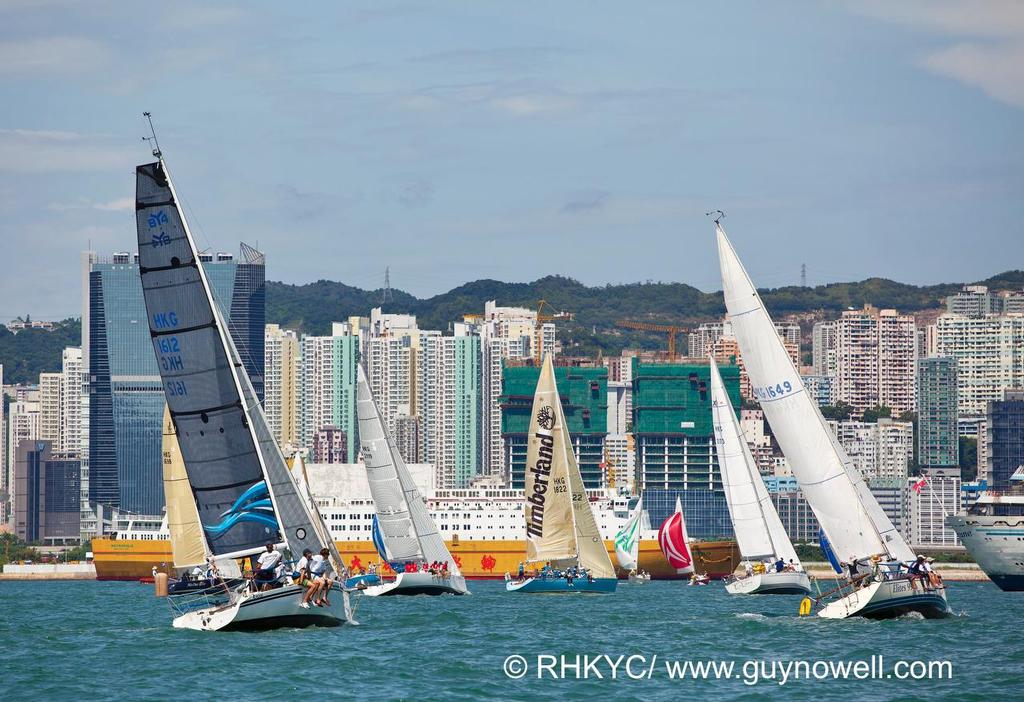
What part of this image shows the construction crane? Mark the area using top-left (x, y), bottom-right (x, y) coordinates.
top-left (534, 300), bottom-right (574, 360)
top-left (616, 319), bottom-right (687, 359)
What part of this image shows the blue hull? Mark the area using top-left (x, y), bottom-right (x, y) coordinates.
top-left (506, 577), bottom-right (617, 594)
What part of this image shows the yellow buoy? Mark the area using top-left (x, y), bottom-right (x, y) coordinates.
top-left (798, 596), bottom-right (812, 616)
top-left (154, 572), bottom-right (169, 597)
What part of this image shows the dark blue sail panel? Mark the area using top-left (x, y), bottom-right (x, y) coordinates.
top-left (135, 161), bottom-right (282, 556)
top-left (818, 528), bottom-right (843, 574)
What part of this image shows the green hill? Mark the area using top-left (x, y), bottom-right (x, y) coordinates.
top-left (4, 271), bottom-right (1023, 382)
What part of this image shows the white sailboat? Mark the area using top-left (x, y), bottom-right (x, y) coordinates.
top-left (615, 496), bottom-right (650, 583)
top-left (355, 367), bottom-right (468, 596)
top-left (709, 357), bottom-right (811, 595)
top-left (135, 131), bottom-right (354, 631)
top-left (714, 216), bottom-right (949, 618)
top-left (506, 355), bottom-right (617, 593)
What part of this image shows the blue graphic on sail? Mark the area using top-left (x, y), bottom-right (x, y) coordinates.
top-left (371, 515), bottom-right (405, 572)
top-left (204, 481), bottom-right (279, 539)
top-left (818, 528), bottom-right (842, 574)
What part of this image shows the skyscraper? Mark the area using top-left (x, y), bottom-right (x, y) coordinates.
top-left (299, 326), bottom-right (359, 463)
top-left (835, 305), bottom-right (917, 416)
top-left (422, 327), bottom-right (481, 489)
top-left (812, 320), bottom-right (838, 376)
top-left (83, 246), bottom-right (265, 516)
top-left (935, 312), bottom-right (1024, 416)
top-left (264, 324), bottom-right (300, 448)
top-left (917, 357), bottom-right (959, 468)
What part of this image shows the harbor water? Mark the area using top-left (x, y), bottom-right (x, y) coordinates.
top-left (2, 580), bottom-right (1020, 701)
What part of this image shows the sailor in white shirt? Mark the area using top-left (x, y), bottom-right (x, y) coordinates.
top-left (255, 543), bottom-right (282, 590)
top-left (301, 548), bottom-right (334, 608)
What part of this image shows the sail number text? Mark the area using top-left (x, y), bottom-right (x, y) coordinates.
top-left (752, 380), bottom-right (794, 402)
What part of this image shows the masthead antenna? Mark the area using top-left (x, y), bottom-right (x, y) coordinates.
top-left (142, 111), bottom-right (162, 159)
top-left (705, 209), bottom-right (726, 225)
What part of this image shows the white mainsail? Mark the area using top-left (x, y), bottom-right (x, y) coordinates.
top-left (356, 366), bottom-right (459, 573)
top-left (614, 496), bottom-right (643, 570)
top-left (709, 356), bottom-right (800, 567)
top-left (715, 221), bottom-right (914, 564)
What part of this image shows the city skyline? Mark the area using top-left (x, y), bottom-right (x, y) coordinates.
top-left (2, 2), bottom-right (1024, 321)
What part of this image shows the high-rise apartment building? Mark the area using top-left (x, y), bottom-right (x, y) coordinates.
top-left (812, 320), bottom-right (838, 376)
top-left (422, 328), bottom-right (481, 489)
top-left (917, 357), bottom-right (958, 468)
top-left (835, 306), bottom-right (917, 416)
top-left (365, 308), bottom-right (437, 463)
top-left (935, 312), bottom-right (1024, 416)
top-left (946, 285), bottom-right (1024, 317)
top-left (908, 468), bottom-right (962, 547)
top-left (38, 372), bottom-right (63, 448)
top-left (83, 247), bottom-right (265, 515)
top-left (827, 418), bottom-right (914, 481)
top-left (265, 324), bottom-right (300, 448)
top-left (299, 328), bottom-right (359, 463)
top-left (476, 301), bottom-right (547, 479)
top-left (800, 374), bottom-right (837, 407)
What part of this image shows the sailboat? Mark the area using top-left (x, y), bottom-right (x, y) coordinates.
top-left (356, 367), bottom-right (468, 596)
top-left (709, 357), bottom-right (811, 595)
top-left (135, 135), bottom-right (355, 631)
top-left (659, 497), bottom-right (702, 584)
top-left (714, 216), bottom-right (950, 619)
top-left (506, 355), bottom-right (617, 593)
top-left (615, 496), bottom-right (650, 583)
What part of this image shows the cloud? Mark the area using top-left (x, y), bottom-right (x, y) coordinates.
top-left (0, 36), bottom-right (111, 76)
top-left (561, 189), bottom-right (609, 214)
top-left (0, 128), bottom-right (134, 173)
top-left (411, 46), bottom-right (575, 72)
top-left (848, 0), bottom-right (1024, 108)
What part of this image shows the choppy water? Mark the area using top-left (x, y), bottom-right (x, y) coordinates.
top-left (1, 580), bottom-right (1020, 701)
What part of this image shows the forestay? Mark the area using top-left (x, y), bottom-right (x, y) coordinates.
top-left (715, 222), bottom-right (913, 564)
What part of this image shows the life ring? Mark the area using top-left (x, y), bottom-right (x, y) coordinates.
top-left (798, 597), bottom-right (813, 617)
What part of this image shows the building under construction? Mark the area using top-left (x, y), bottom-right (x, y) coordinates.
top-left (499, 363), bottom-right (608, 489)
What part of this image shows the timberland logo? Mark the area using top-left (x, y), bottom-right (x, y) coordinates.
top-left (526, 428), bottom-right (555, 538)
top-left (536, 405), bottom-right (555, 430)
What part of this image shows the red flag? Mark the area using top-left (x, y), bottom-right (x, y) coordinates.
top-left (912, 476), bottom-right (928, 494)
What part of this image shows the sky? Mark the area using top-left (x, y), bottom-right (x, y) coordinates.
top-left (1, 0), bottom-right (1023, 320)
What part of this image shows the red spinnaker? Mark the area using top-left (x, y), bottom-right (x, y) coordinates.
top-left (658, 497), bottom-right (694, 574)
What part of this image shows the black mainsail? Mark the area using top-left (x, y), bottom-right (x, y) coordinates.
top-left (135, 158), bottom-right (321, 560)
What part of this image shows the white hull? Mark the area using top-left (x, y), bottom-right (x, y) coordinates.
top-left (172, 584), bottom-right (352, 631)
top-left (947, 514), bottom-right (1024, 591)
top-left (627, 573), bottom-right (651, 584)
top-left (817, 579), bottom-right (950, 619)
top-left (362, 571), bottom-right (469, 597)
top-left (726, 570), bottom-right (811, 595)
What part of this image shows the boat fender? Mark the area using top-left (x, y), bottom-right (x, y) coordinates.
top-left (798, 596), bottom-right (812, 616)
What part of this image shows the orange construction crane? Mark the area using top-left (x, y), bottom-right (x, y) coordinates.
top-left (616, 319), bottom-right (687, 359)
